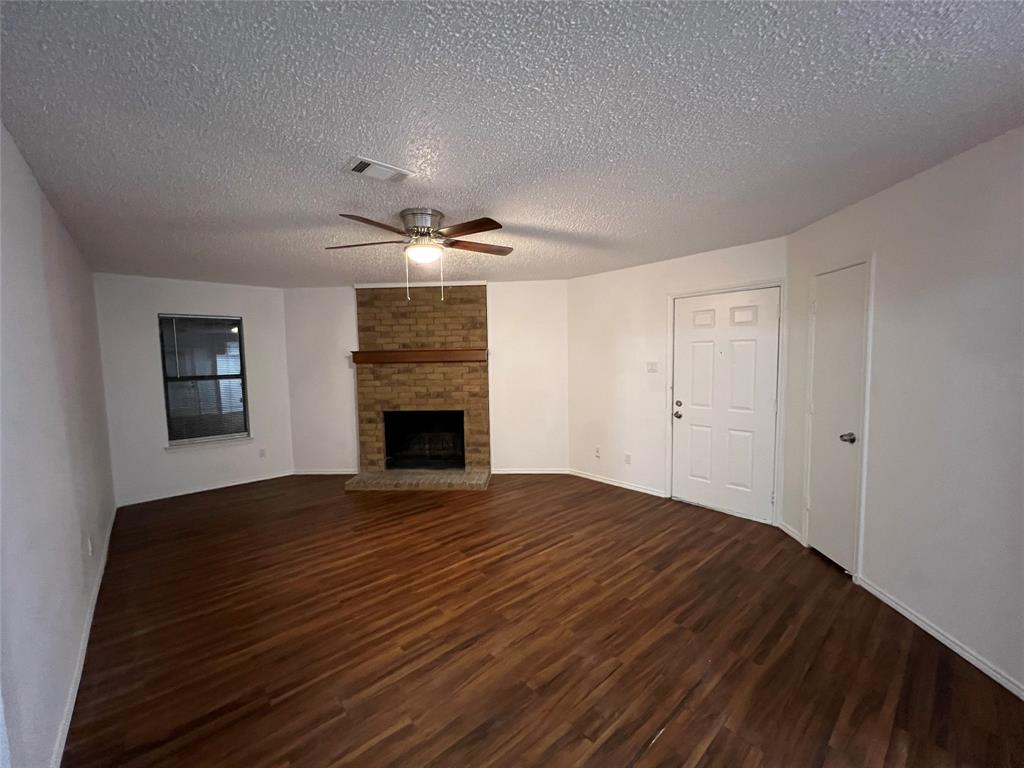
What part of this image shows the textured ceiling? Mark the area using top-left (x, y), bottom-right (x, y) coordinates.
top-left (3, 2), bottom-right (1023, 287)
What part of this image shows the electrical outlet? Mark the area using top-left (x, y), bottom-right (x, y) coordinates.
top-left (259, 448), bottom-right (266, 458)
top-left (624, 453), bottom-right (632, 465)
top-left (594, 446), bottom-right (601, 459)
top-left (646, 361), bottom-right (659, 373)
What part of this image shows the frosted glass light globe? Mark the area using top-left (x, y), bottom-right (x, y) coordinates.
top-left (405, 239), bottom-right (443, 264)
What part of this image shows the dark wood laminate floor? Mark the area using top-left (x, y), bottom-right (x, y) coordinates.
top-left (64, 475), bottom-right (1023, 768)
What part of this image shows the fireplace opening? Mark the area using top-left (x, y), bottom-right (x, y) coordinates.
top-left (383, 410), bottom-right (465, 470)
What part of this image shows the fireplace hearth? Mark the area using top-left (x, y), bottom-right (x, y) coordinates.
top-left (384, 410), bottom-right (465, 470)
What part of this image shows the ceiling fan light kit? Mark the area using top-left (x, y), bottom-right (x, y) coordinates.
top-left (327, 208), bottom-right (512, 300)
top-left (404, 236), bottom-right (443, 265)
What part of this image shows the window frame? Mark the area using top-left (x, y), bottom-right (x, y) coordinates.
top-left (157, 313), bottom-right (251, 446)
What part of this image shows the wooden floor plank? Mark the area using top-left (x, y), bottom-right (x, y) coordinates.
top-left (63, 474), bottom-right (1023, 767)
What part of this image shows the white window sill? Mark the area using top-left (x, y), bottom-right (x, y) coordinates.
top-left (165, 434), bottom-right (252, 451)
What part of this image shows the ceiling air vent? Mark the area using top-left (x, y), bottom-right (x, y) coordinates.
top-left (348, 156), bottom-right (413, 182)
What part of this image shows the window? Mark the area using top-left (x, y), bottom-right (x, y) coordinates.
top-left (158, 315), bottom-right (249, 444)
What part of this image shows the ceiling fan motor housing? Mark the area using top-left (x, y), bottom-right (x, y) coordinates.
top-left (400, 207), bottom-right (443, 236)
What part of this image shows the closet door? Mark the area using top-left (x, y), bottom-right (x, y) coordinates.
top-left (806, 263), bottom-right (869, 571)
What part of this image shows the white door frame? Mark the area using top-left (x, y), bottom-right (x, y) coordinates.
top-left (664, 278), bottom-right (787, 526)
top-left (801, 255), bottom-right (875, 575)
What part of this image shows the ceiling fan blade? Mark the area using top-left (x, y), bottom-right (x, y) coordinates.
top-left (338, 214), bottom-right (406, 235)
top-left (325, 240), bottom-right (405, 250)
top-left (436, 217), bottom-right (502, 238)
top-left (446, 239), bottom-right (513, 256)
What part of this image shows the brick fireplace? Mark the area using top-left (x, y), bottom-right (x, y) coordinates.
top-left (351, 285), bottom-right (490, 478)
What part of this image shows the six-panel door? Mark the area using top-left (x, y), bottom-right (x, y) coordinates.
top-left (671, 288), bottom-right (781, 521)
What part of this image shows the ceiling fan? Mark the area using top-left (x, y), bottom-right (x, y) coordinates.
top-left (326, 208), bottom-right (513, 264)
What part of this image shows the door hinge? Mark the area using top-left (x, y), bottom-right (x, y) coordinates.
top-left (770, 491), bottom-right (775, 506)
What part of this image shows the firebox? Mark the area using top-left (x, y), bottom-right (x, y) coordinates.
top-left (383, 410), bottom-right (465, 470)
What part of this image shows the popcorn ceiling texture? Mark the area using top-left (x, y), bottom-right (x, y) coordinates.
top-left (2, 2), bottom-right (1023, 287)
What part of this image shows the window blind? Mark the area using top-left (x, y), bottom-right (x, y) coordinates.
top-left (158, 315), bottom-right (249, 442)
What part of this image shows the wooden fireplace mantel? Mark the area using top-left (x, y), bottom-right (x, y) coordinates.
top-left (351, 348), bottom-right (488, 364)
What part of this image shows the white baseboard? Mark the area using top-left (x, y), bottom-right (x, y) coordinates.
top-left (672, 500), bottom-right (772, 526)
top-left (490, 468), bottom-right (572, 475)
top-left (294, 468), bottom-right (359, 475)
top-left (778, 520), bottom-right (805, 545)
top-left (491, 467), bottom-right (667, 498)
top-left (854, 575), bottom-right (1024, 701)
top-left (49, 508), bottom-right (116, 768)
top-left (118, 469), bottom-right (296, 506)
top-left (566, 469), bottom-right (668, 498)
top-left (306, 469), bottom-right (567, 476)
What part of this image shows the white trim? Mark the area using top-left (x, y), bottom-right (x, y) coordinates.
top-left (117, 469), bottom-right (295, 506)
top-left (493, 469), bottom-right (669, 501)
top-left (663, 297), bottom-right (676, 502)
top-left (49, 509), bottom-right (117, 768)
top-left (123, 466), bottom-right (667, 507)
top-left (164, 434), bottom-right (252, 450)
top-left (855, 254), bottom-right (877, 579)
top-left (671, 496), bottom-right (772, 525)
top-left (778, 520), bottom-right (806, 545)
top-left (490, 468), bottom-right (572, 474)
top-left (353, 280), bottom-right (486, 289)
top-left (661, 278), bottom-right (788, 301)
top-left (157, 312), bottom-right (242, 321)
top-left (664, 278), bottom-right (787, 518)
top-left (773, 284), bottom-right (789, 528)
top-left (567, 469), bottom-right (668, 498)
top-left (293, 468), bottom-right (360, 475)
top-left (799, 269), bottom-right (821, 542)
top-left (799, 294), bottom-right (815, 542)
top-left (854, 575), bottom-right (1024, 701)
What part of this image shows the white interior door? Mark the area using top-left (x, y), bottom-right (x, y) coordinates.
top-left (806, 263), bottom-right (869, 571)
top-left (671, 288), bottom-right (780, 521)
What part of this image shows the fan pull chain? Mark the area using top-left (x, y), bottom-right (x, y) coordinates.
top-left (440, 250), bottom-right (445, 301)
top-left (404, 253), bottom-right (411, 301)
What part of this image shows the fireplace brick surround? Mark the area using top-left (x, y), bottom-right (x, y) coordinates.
top-left (353, 286), bottom-right (490, 473)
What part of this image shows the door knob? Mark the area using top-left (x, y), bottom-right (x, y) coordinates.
top-left (839, 432), bottom-right (857, 444)
top-left (673, 411), bottom-right (683, 420)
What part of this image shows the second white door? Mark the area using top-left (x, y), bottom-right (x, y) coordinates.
top-left (671, 288), bottom-right (781, 521)
top-left (806, 262), bottom-right (869, 572)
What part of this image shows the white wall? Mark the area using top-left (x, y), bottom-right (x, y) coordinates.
top-left (783, 126), bottom-right (1024, 694)
top-left (567, 239), bottom-right (788, 495)
top-left (487, 281), bottom-right (570, 472)
top-left (94, 275), bottom-right (294, 505)
top-left (1, 129), bottom-right (115, 768)
top-left (283, 287), bottom-right (359, 473)
top-left (0, 694), bottom-right (9, 768)
top-left (277, 281), bottom-right (572, 475)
